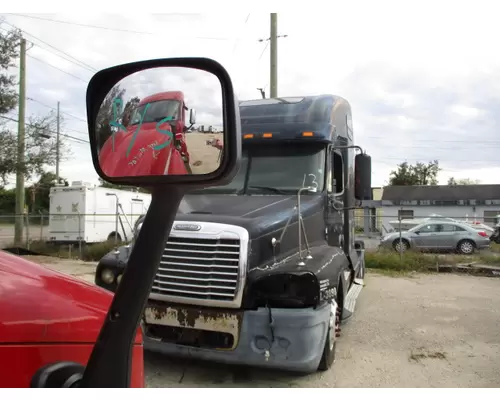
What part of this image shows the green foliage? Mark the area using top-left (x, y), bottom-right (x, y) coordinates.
top-left (447, 177), bottom-right (481, 185)
top-left (26, 171), bottom-right (68, 214)
top-left (95, 84), bottom-right (126, 148)
top-left (365, 249), bottom-right (500, 273)
top-left (0, 187), bottom-right (16, 215)
top-left (81, 241), bottom-right (118, 261)
top-left (98, 178), bottom-right (149, 194)
top-left (388, 160), bottom-right (440, 186)
top-left (0, 28), bottom-right (70, 185)
top-left (28, 240), bottom-right (117, 262)
top-left (0, 28), bottom-right (21, 115)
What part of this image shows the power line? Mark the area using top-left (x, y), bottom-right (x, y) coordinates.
top-left (7, 14), bottom-right (240, 40)
top-left (1, 19), bottom-right (97, 73)
top-left (231, 13), bottom-right (251, 55)
top-left (0, 114), bottom-right (89, 144)
top-left (7, 14), bottom-right (154, 35)
top-left (28, 98), bottom-right (87, 122)
top-left (26, 54), bottom-right (89, 83)
top-left (258, 41), bottom-right (269, 60)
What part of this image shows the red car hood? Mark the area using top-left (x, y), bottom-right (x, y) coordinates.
top-left (0, 251), bottom-right (142, 344)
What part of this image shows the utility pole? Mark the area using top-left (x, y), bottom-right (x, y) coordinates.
top-left (270, 13), bottom-right (278, 98)
top-left (56, 101), bottom-right (60, 182)
top-left (14, 37), bottom-right (27, 246)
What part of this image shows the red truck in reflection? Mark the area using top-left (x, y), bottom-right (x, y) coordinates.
top-left (99, 91), bottom-right (196, 177)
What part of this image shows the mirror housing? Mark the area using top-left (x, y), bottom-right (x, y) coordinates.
top-left (189, 108), bottom-right (196, 125)
top-left (86, 57), bottom-right (240, 188)
top-left (354, 153), bottom-right (372, 200)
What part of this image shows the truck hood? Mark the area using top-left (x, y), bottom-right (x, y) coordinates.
top-left (176, 193), bottom-right (323, 237)
top-left (0, 250), bottom-right (142, 344)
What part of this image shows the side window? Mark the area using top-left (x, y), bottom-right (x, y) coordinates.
top-left (419, 224), bottom-right (439, 233)
top-left (333, 151), bottom-right (344, 195)
top-left (441, 224), bottom-right (456, 232)
top-left (453, 225), bottom-right (466, 232)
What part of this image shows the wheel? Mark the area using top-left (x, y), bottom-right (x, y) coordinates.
top-left (107, 232), bottom-right (122, 243)
top-left (317, 299), bottom-right (340, 371)
top-left (457, 239), bottom-right (475, 255)
top-left (393, 239), bottom-right (409, 252)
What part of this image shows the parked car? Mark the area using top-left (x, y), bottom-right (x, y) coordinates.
top-left (379, 220), bottom-right (490, 254)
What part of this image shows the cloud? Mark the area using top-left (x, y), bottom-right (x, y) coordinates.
top-left (1, 8), bottom-right (500, 188)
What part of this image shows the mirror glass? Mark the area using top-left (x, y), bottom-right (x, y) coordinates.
top-left (94, 67), bottom-right (223, 177)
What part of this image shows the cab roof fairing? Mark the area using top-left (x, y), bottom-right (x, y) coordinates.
top-left (238, 94), bottom-right (351, 144)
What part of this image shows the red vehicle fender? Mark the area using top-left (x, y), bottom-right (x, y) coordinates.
top-left (0, 251), bottom-right (144, 387)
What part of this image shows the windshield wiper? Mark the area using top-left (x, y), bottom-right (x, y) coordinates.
top-left (247, 186), bottom-right (288, 194)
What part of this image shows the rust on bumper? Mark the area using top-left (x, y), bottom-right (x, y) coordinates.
top-left (144, 304), bottom-right (243, 350)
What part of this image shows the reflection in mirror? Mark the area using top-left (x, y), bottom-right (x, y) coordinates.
top-left (94, 67), bottom-right (224, 178)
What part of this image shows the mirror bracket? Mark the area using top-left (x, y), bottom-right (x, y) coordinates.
top-left (81, 187), bottom-right (185, 388)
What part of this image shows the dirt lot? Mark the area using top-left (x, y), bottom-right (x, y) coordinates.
top-left (23, 255), bottom-right (500, 388)
top-left (186, 132), bottom-right (223, 174)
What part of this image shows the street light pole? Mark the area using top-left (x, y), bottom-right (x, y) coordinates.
top-left (106, 193), bottom-right (119, 245)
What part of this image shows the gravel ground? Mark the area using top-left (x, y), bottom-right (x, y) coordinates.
top-left (22, 255), bottom-right (500, 388)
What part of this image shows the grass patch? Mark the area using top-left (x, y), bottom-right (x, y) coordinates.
top-left (366, 267), bottom-right (418, 278)
top-left (365, 250), bottom-right (437, 273)
top-left (81, 241), bottom-right (119, 262)
top-left (366, 249), bottom-right (500, 273)
top-left (19, 240), bottom-right (119, 262)
top-left (490, 243), bottom-right (500, 253)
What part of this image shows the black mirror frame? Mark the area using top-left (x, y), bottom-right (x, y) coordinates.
top-left (86, 57), bottom-right (241, 188)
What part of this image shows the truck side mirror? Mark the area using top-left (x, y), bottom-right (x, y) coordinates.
top-left (189, 108), bottom-right (196, 125)
top-left (82, 57), bottom-right (241, 388)
top-left (354, 153), bottom-right (372, 200)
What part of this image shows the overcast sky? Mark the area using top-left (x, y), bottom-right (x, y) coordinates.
top-left (1, 5), bottom-right (500, 187)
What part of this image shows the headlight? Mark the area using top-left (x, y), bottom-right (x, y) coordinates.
top-left (101, 268), bottom-right (115, 284)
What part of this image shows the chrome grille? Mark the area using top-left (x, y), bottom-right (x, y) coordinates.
top-left (150, 226), bottom-right (246, 307)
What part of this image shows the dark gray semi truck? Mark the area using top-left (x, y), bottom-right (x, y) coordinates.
top-left (94, 95), bottom-right (372, 373)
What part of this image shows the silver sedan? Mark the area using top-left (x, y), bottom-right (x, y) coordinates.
top-left (379, 220), bottom-right (491, 254)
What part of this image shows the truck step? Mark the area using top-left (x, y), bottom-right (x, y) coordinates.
top-left (353, 278), bottom-right (364, 286)
top-left (344, 282), bottom-right (363, 314)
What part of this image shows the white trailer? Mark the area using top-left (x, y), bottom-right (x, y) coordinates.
top-left (48, 181), bottom-right (151, 244)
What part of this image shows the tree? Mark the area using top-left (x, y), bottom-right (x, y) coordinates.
top-left (95, 84), bottom-right (126, 149)
top-left (0, 28), bottom-right (22, 115)
top-left (447, 177), bottom-right (481, 185)
top-left (98, 178), bottom-right (149, 194)
top-left (122, 96), bottom-right (140, 126)
top-left (0, 28), bottom-right (69, 185)
top-left (26, 171), bottom-right (69, 213)
top-left (389, 160), bottom-right (441, 186)
top-left (0, 110), bottom-right (70, 185)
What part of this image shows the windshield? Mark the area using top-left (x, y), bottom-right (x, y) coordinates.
top-left (129, 100), bottom-right (180, 125)
top-left (192, 143), bottom-right (326, 195)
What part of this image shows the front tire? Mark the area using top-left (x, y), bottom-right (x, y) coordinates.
top-left (318, 299), bottom-right (340, 371)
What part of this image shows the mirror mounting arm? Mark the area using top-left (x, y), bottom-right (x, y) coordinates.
top-left (80, 186), bottom-right (185, 388)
